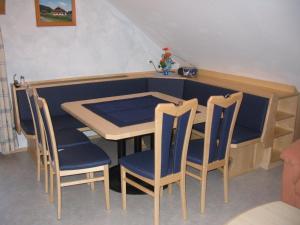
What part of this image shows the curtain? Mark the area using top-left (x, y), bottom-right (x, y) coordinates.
top-left (0, 28), bottom-right (18, 154)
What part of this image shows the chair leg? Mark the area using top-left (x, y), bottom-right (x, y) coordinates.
top-left (43, 151), bottom-right (49, 193)
top-left (224, 164), bottom-right (229, 203)
top-left (90, 172), bottom-right (95, 191)
top-left (36, 145), bottom-right (41, 182)
top-left (49, 166), bottom-right (54, 203)
top-left (180, 177), bottom-right (187, 220)
top-left (104, 165), bottom-right (110, 210)
top-left (56, 175), bottom-right (62, 220)
top-left (154, 185), bottom-right (160, 225)
top-left (121, 166), bottom-right (127, 210)
top-left (200, 169), bottom-right (208, 214)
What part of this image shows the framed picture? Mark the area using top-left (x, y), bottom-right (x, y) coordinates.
top-left (0, 0), bottom-right (5, 15)
top-left (34, 0), bottom-right (76, 26)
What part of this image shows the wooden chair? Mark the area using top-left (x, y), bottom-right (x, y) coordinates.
top-left (120, 98), bottom-right (198, 225)
top-left (36, 96), bottom-right (111, 219)
top-left (26, 87), bottom-right (90, 193)
top-left (186, 92), bottom-right (243, 213)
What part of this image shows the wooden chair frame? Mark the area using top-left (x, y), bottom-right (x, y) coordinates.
top-left (121, 99), bottom-right (198, 225)
top-left (36, 97), bottom-right (110, 219)
top-left (186, 92), bottom-right (243, 213)
top-left (25, 87), bottom-right (46, 186)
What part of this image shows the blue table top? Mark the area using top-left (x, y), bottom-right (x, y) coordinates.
top-left (83, 95), bottom-right (168, 127)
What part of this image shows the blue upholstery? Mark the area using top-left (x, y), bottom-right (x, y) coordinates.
top-left (120, 150), bottom-right (158, 179)
top-left (59, 143), bottom-right (111, 170)
top-left (231, 126), bottom-right (261, 144)
top-left (55, 128), bottom-right (90, 149)
top-left (188, 102), bottom-right (236, 163)
top-left (183, 80), bottom-right (235, 106)
top-left (20, 119), bottom-right (34, 135)
top-left (52, 115), bottom-right (85, 130)
top-left (187, 139), bottom-right (204, 164)
top-left (83, 96), bottom-right (167, 127)
top-left (193, 122), bottom-right (261, 144)
top-left (16, 78), bottom-right (269, 147)
top-left (37, 78), bottom-right (148, 116)
top-left (147, 78), bottom-right (184, 98)
top-left (17, 90), bottom-right (32, 121)
top-left (120, 109), bottom-right (192, 179)
top-left (235, 93), bottom-right (269, 133)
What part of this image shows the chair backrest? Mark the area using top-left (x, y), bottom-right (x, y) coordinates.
top-left (26, 87), bottom-right (42, 144)
top-left (154, 98), bottom-right (198, 179)
top-left (204, 92), bottom-right (243, 164)
top-left (36, 97), bottom-right (60, 171)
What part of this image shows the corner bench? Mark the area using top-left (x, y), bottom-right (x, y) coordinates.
top-left (12, 71), bottom-right (299, 176)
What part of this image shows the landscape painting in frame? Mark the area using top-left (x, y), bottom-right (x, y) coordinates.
top-left (35, 0), bottom-right (76, 26)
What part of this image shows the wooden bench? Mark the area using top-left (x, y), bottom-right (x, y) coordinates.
top-left (11, 70), bottom-right (299, 176)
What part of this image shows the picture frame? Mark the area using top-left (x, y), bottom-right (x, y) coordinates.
top-left (34, 0), bottom-right (76, 26)
top-left (0, 0), bottom-right (5, 15)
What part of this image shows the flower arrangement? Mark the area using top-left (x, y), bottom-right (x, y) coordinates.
top-left (158, 47), bottom-right (175, 75)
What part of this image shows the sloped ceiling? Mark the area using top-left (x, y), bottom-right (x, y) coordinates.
top-left (110, 0), bottom-right (300, 88)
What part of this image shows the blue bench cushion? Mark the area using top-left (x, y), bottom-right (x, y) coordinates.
top-left (37, 78), bottom-right (148, 117)
top-left (58, 143), bottom-right (111, 170)
top-left (147, 78), bottom-right (184, 98)
top-left (183, 80), bottom-right (235, 106)
top-left (235, 93), bottom-right (269, 133)
top-left (193, 123), bottom-right (261, 144)
top-left (52, 115), bottom-right (85, 130)
top-left (20, 119), bottom-right (34, 135)
top-left (56, 129), bottom-right (90, 149)
top-left (19, 114), bottom-right (85, 136)
top-left (187, 139), bottom-right (205, 164)
top-left (83, 95), bottom-right (167, 127)
top-left (120, 150), bottom-right (173, 179)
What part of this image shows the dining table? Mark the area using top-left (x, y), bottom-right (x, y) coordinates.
top-left (62, 91), bottom-right (206, 194)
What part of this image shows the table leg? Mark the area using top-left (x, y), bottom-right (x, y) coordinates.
top-left (134, 136), bottom-right (142, 153)
top-left (117, 139), bottom-right (126, 162)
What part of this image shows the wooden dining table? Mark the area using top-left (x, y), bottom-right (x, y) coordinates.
top-left (62, 91), bottom-right (206, 193)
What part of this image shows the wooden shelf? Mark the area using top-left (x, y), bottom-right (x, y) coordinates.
top-left (274, 127), bottom-right (293, 138)
top-left (276, 111), bottom-right (294, 121)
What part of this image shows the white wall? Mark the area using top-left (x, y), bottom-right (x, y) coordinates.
top-left (0, 0), bottom-right (161, 147)
top-left (110, 0), bottom-right (300, 89)
top-left (0, 0), bottom-right (161, 85)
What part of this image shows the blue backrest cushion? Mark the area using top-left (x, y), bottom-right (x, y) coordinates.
top-left (183, 80), bottom-right (235, 106)
top-left (37, 78), bottom-right (148, 116)
top-left (147, 78), bottom-right (184, 98)
top-left (235, 93), bottom-right (269, 133)
top-left (160, 110), bottom-right (191, 177)
top-left (16, 90), bottom-right (32, 121)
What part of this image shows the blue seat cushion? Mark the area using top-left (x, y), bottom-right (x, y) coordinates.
top-left (21, 120), bottom-right (34, 135)
top-left (120, 150), bottom-right (173, 179)
top-left (231, 125), bottom-right (261, 144)
top-left (52, 115), bottom-right (85, 130)
top-left (56, 129), bottom-right (90, 149)
top-left (193, 123), bottom-right (261, 144)
top-left (187, 139), bottom-right (204, 165)
top-left (58, 143), bottom-right (111, 170)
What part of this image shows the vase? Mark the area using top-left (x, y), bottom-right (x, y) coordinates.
top-left (163, 68), bottom-right (170, 75)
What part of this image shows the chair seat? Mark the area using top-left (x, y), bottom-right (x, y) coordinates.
top-left (120, 150), bottom-right (173, 179)
top-left (187, 139), bottom-right (205, 165)
top-left (55, 128), bottom-right (90, 149)
top-left (58, 143), bottom-right (111, 170)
